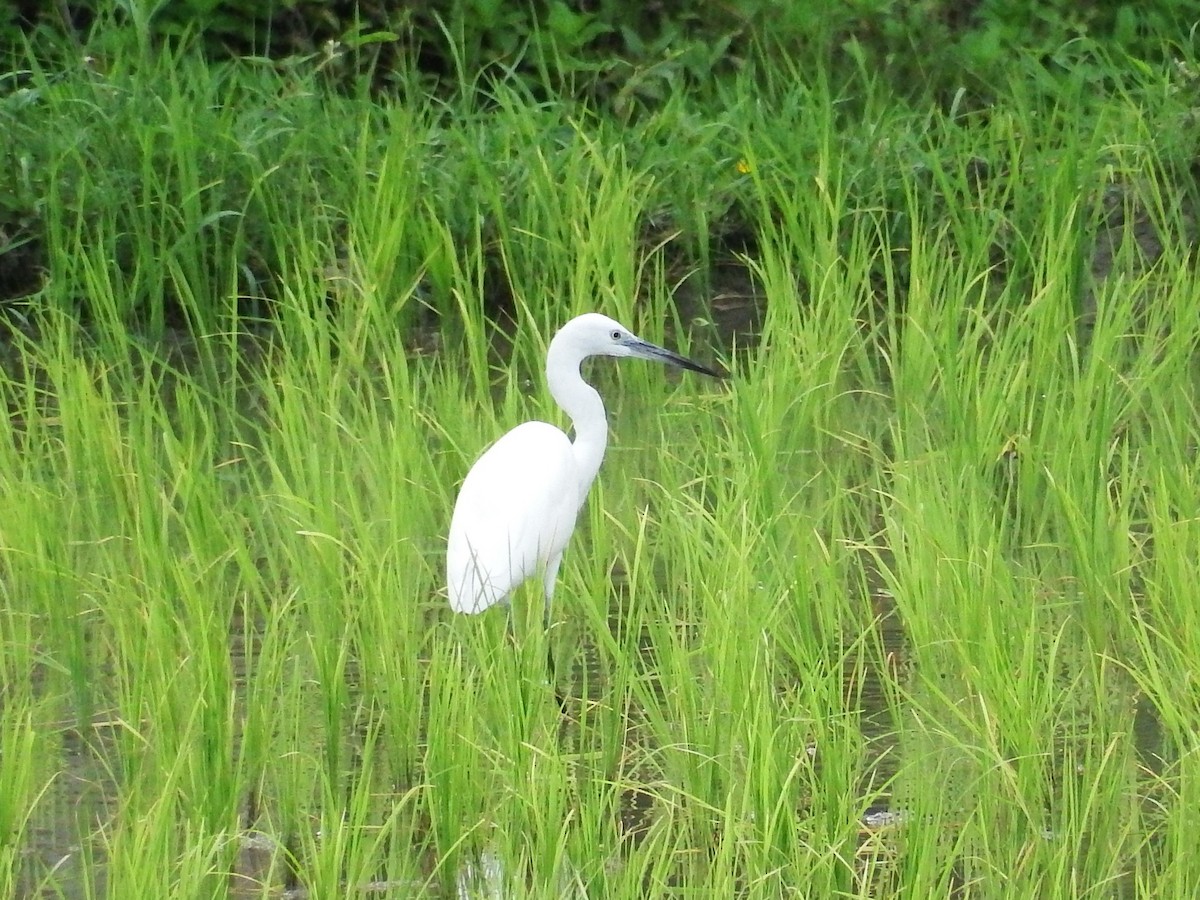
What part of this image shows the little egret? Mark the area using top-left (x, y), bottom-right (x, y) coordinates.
top-left (447, 313), bottom-right (723, 620)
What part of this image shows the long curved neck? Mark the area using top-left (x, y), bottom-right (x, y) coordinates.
top-left (546, 341), bottom-right (608, 505)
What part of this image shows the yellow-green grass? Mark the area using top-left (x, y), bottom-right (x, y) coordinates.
top-left (1, 37), bottom-right (1198, 898)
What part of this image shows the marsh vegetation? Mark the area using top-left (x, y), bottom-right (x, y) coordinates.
top-left (2, 14), bottom-right (1200, 898)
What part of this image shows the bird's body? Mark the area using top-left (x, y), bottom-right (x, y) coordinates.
top-left (447, 313), bottom-right (721, 618)
top-left (447, 421), bottom-right (580, 613)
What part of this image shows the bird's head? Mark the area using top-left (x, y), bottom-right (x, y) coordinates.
top-left (552, 313), bottom-right (724, 377)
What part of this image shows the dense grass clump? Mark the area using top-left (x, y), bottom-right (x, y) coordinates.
top-left (1, 32), bottom-right (1199, 898)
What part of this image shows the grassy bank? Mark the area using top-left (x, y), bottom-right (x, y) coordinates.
top-left (1, 39), bottom-right (1199, 897)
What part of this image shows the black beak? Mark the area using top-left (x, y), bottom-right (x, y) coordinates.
top-left (631, 340), bottom-right (726, 379)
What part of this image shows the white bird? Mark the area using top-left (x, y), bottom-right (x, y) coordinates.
top-left (447, 312), bottom-right (723, 619)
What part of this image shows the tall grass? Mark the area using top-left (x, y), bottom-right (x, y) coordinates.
top-left (1, 35), bottom-right (1199, 897)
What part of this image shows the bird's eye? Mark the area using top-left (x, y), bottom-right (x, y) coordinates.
top-left (611, 330), bottom-right (622, 340)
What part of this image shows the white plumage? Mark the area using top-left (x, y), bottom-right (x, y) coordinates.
top-left (447, 312), bottom-right (722, 616)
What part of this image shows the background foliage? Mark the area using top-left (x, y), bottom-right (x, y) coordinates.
top-left (4, 0), bottom-right (1194, 103)
top-left (0, 0), bottom-right (1196, 324)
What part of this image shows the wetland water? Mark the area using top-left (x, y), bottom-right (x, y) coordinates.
top-left (22, 586), bottom-right (911, 897)
top-left (6, 236), bottom-right (1184, 895)
top-left (19, 562), bottom-right (1165, 897)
